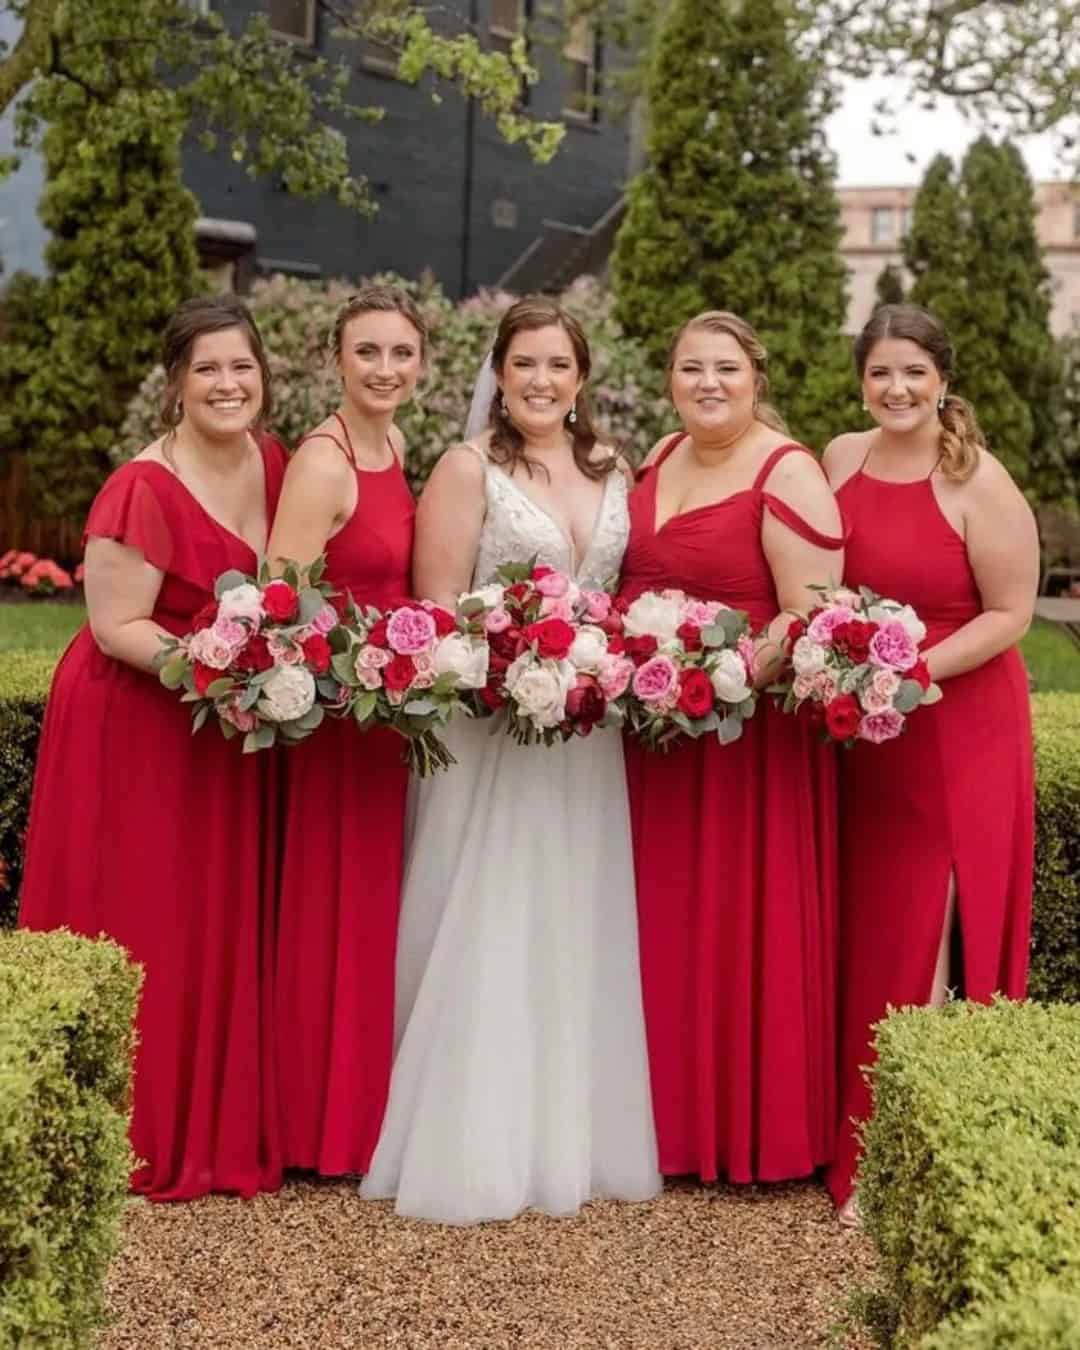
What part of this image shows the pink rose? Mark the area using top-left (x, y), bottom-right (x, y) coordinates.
top-left (484, 607), bottom-right (512, 634)
top-left (737, 634), bottom-right (756, 673)
top-left (220, 696), bottom-right (257, 733)
top-left (210, 616), bottom-right (248, 650)
top-left (410, 669), bottom-right (437, 689)
top-left (356, 645), bottom-right (391, 673)
top-left (597, 653), bottom-right (634, 700)
top-left (807, 605), bottom-right (858, 645)
top-left (355, 667), bottom-right (383, 690)
top-left (412, 651), bottom-right (435, 676)
top-left (583, 590), bottom-right (613, 623)
top-left (310, 603), bottom-right (339, 636)
top-left (534, 570), bottom-right (570, 598)
top-left (539, 593), bottom-right (574, 620)
top-left (385, 606), bottom-right (438, 655)
top-left (187, 628), bottom-right (236, 671)
top-left (681, 598), bottom-right (725, 627)
top-left (268, 633), bottom-right (304, 666)
top-left (632, 654), bottom-right (679, 705)
top-left (793, 672), bottom-right (816, 701)
top-left (858, 682), bottom-right (893, 715)
top-left (857, 708), bottom-right (905, 744)
top-left (868, 621), bottom-right (918, 672)
top-left (871, 668), bottom-right (901, 698)
top-left (811, 670), bottom-right (839, 703)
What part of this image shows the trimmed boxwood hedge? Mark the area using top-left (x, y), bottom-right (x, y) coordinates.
top-left (0, 927), bottom-right (140, 1348)
top-left (922, 1287), bottom-right (1080, 1348)
top-left (0, 651), bottom-right (56, 930)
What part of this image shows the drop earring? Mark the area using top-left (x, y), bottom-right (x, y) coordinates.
top-left (568, 405), bottom-right (578, 425)
top-left (500, 394), bottom-right (508, 415)
top-left (938, 393), bottom-right (946, 411)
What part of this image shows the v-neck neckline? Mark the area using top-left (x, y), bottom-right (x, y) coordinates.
top-left (492, 467), bottom-right (612, 579)
top-left (140, 439), bottom-right (270, 557)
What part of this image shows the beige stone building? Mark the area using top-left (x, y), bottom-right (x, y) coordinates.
top-left (838, 183), bottom-right (1080, 337)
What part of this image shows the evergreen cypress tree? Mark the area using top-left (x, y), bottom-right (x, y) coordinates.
top-left (610, 0), bottom-right (858, 450)
top-left (874, 262), bottom-right (906, 307)
top-left (904, 153), bottom-right (967, 331)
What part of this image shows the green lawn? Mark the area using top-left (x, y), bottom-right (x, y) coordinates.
top-left (2, 604), bottom-right (1079, 692)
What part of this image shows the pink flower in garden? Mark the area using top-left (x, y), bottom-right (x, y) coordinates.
top-left (632, 654), bottom-right (680, 705)
top-left (807, 605), bottom-right (857, 645)
top-left (868, 621), bottom-right (918, 672)
top-left (856, 708), bottom-right (905, 744)
top-left (386, 605), bottom-right (438, 655)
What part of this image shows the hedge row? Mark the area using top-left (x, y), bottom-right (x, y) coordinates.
top-left (0, 928), bottom-right (140, 1348)
top-left (860, 999), bottom-right (1080, 1347)
top-left (0, 652), bottom-right (56, 929)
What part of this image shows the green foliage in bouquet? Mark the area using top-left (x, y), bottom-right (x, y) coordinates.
top-left (0, 928), bottom-right (140, 1349)
top-left (856, 998), bottom-right (1080, 1347)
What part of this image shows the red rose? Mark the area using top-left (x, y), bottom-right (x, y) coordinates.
top-left (366, 617), bottom-right (389, 648)
top-left (676, 621), bottom-right (702, 652)
top-left (301, 633), bottom-right (332, 674)
top-left (428, 605), bottom-right (457, 637)
top-left (531, 565), bottom-right (555, 581)
top-left (909, 657), bottom-right (931, 690)
top-left (193, 662), bottom-right (220, 696)
top-left (606, 635), bottom-right (626, 656)
top-left (489, 627), bottom-right (523, 662)
top-left (825, 694), bottom-right (862, 741)
top-left (787, 617), bottom-right (807, 643)
top-left (677, 667), bottom-right (714, 719)
top-left (523, 617), bottom-right (575, 660)
top-left (478, 684), bottom-right (504, 711)
top-left (565, 674), bottom-right (606, 728)
top-left (262, 580), bottom-right (299, 622)
top-left (505, 582), bottom-right (531, 603)
top-left (623, 634), bottom-right (659, 665)
top-left (191, 601), bottom-right (219, 632)
top-left (329, 590), bottom-right (352, 619)
top-left (234, 634), bottom-right (274, 673)
top-left (612, 595), bottom-right (629, 615)
top-left (600, 610), bottom-right (625, 637)
top-left (383, 653), bottom-right (416, 692)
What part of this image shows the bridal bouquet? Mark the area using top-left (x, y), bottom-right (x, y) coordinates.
top-left (773, 585), bottom-right (942, 745)
top-left (333, 596), bottom-right (489, 775)
top-left (156, 558), bottom-right (346, 751)
top-left (619, 589), bottom-right (758, 749)
top-left (460, 562), bottom-right (632, 745)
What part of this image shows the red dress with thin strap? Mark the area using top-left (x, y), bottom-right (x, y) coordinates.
top-left (19, 435), bottom-right (288, 1202)
top-left (620, 435), bottom-right (843, 1182)
top-left (275, 415), bottom-right (415, 1175)
top-left (824, 463), bottom-right (1034, 1207)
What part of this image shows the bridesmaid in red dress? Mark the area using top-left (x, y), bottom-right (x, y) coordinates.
top-left (19, 297), bottom-right (287, 1200)
top-left (621, 310), bottom-right (845, 1183)
top-left (267, 286), bottom-right (420, 1176)
top-left (822, 304), bottom-right (1038, 1220)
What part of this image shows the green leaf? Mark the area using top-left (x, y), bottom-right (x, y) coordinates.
top-left (206, 677), bottom-right (234, 699)
top-left (331, 651), bottom-right (359, 685)
top-left (214, 569), bottom-right (249, 598)
top-left (403, 697), bottom-right (438, 717)
top-left (717, 716), bottom-right (744, 746)
top-left (895, 680), bottom-right (924, 714)
top-left (158, 656), bottom-right (188, 690)
top-left (297, 587), bottom-right (324, 625)
top-left (191, 704), bottom-right (210, 734)
top-left (352, 690), bottom-right (378, 725)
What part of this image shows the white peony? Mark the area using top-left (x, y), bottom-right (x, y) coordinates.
top-left (505, 655), bottom-right (574, 728)
top-left (256, 664), bottom-right (316, 723)
top-left (217, 583), bottom-right (264, 625)
top-left (459, 583), bottom-right (505, 611)
top-left (567, 624), bottom-right (609, 672)
top-left (709, 649), bottom-right (752, 704)
top-left (432, 633), bottom-right (490, 689)
top-left (623, 590), bottom-right (684, 644)
top-left (868, 601), bottom-right (927, 644)
top-left (791, 636), bottom-right (828, 678)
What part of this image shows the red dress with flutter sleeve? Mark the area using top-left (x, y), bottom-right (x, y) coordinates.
top-left (18, 437), bottom-right (287, 1202)
top-left (620, 435), bottom-right (843, 1182)
top-left (274, 417), bottom-right (416, 1176)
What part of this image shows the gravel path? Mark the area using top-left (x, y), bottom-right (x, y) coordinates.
top-left (99, 1178), bottom-right (876, 1349)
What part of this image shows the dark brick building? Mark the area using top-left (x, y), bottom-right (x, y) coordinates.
top-left (185, 0), bottom-right (634, 295)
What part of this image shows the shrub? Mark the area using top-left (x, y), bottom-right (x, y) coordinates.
top-left (1030, 692), bottom-right (1080, 1003)
top-left (0, 652), bottom-right (56, 930)
top-left (859, 999), bottom-right (1080, 1347)
top-left (922, 1286), bottom-right (1080, 1348)
top-left (0, 928), bottom-right (140, 1349)
top-left (118, 273), bottom-right (673, 491)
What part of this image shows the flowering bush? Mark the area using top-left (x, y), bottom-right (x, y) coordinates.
top-left (0, 550), bottom-right (75, 595)
top-left (118, 274), bottom-right (673, 490)
top-left (772, 585), bottom-right (942, 746)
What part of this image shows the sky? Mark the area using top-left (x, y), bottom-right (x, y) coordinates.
top-left (826, 76), bottom-right (1066, 187)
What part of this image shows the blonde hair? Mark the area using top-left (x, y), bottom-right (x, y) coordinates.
top-left (854, 304), bottom-right (984, 482)
top-left (666, 310), bottom-right (788, 434)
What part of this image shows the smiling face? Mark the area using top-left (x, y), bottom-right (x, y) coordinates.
top-left (496, 323), bottom-right (584, 440)
top-left (669, 329), bottom-right (758, 442)
top-left (178, 327), bottom-right (263, 441)
top-left (338, 309), bottom-right (424, 417)
top-left (861, 336), bottom-right (946, 437)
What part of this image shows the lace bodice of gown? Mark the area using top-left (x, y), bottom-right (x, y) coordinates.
top-left (468, 447), bottom-right (629, 591)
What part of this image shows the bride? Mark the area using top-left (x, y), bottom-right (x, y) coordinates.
top-left (360, 296), bottom-right (660, 1222)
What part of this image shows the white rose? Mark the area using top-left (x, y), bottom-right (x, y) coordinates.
top-left (505, 656), bottom-right (573, 728)
top-left (256, 665), bottom-right (316, 723)
top-left (868, 602), bottom-right (927, 645)
top-left (217, 582), bottom-right (264, 625)
top-left (459, 583), bottom-right (504, 611)
top-left (432, 633), bottom-right (490, 689)
top-left (709, 649), bottom-right (751, 704)
top-left (791, 636), bottom-right (828, 677)
top-left (567, 624), bottom-right (609, 672)
top-left (623, 591), bottom-right (683, 644)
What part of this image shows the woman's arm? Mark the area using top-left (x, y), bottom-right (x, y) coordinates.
top-left (924, 455), bottom-right (1039, 682)
top-left (83, 537), bottom-right (170, 673)
top-left (412, 446), bottom-right (487, 608)
top-left (266, 437), bottom-right (352, 572)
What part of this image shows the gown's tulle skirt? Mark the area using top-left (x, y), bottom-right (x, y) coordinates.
top-left (360, 716), bottom-right (661, 1223)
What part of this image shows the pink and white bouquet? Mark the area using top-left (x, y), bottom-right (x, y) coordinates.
top-left (773, 585), bottom-right (942, 746)
top-left (618, 589), bottom-right (757, 749)
top-left (333, 597), bottom-right (489, 775)
top-left (156, 558), bottom-right (347, 751)
top-left (459, 561), bottom-right (631, 745)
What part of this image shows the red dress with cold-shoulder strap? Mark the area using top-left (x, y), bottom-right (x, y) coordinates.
top-left (824, 462), bottom-right (1034, 1208)
top-left (19, 435), bottom-right (288, 1201)
top-left (620, 434), bottom-right (844, 1182)
top-left (274, 413), bottom-right (416, 1176)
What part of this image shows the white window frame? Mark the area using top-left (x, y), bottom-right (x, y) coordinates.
top-left (562, 13), bottom-right (600, 122)
top-left (870, 206), bottom-right (897, 245)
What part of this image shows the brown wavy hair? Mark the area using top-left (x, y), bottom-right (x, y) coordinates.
top-left (488, 296), bottom-right (613, 481)
top-left (666, 310), bottom-right (788, 434)
top-left (854, 303), bottom-right (984, 482)
top-left (160, 295), bottom-right (273, 432)
top-left (332, 284), bottom-right (428, 361)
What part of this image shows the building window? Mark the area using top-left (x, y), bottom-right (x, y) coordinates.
top-left (490, 0), bottom-right (531, 103)
top-left (900, 205), bottom-right (913, 238)
top-left (563, 14), bottom-right (600, 122)
top-left (870, 206), bottom-right (896, 245)
top-left (268, 0), bottom-right (315, 45)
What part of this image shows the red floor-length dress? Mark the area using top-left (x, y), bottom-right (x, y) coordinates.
top-left (824, 463), bottom-right (1034, 1207)
top-left (275, 414), bottom-right (415, 1175)
top-left (621, 434), bottom-right (844, 1182)
top-left (19, 436), bottom-right (287, 1202)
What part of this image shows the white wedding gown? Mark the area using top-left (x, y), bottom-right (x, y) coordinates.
top-left (360, 448), bottom-right (660, 1223)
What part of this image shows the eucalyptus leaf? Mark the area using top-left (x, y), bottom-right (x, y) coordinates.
top-left (404, 698), bottom-right (438, 717)
top-left (283, 563), bottom-right (300, 590)
top-left (458, 597), bottom-right (486, 618)
top-left (353, 691), bottom-right (378, 725)
top-left (894, 680), bottom-right (924, 714)
top-left (332, 651), bottom-right (359, 685)
top-left (738, 696), bottom-right (757, 719)
top-left (159, 657), bottom-right (188, 690)
top-left (206, 678), bottom-right (234, 699)
top-left (191, 704), bottom-right (210, 734)
top-left (717, 716), bottom-right (744, 746)
top-left (307, 555), bottom-right (327, 586)
top-left (214, 569), bottom-right (249, 598)
top-left (239, 684), bottom-right (261, 712)
top-left (298, 587), bottom-right (324, 625)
